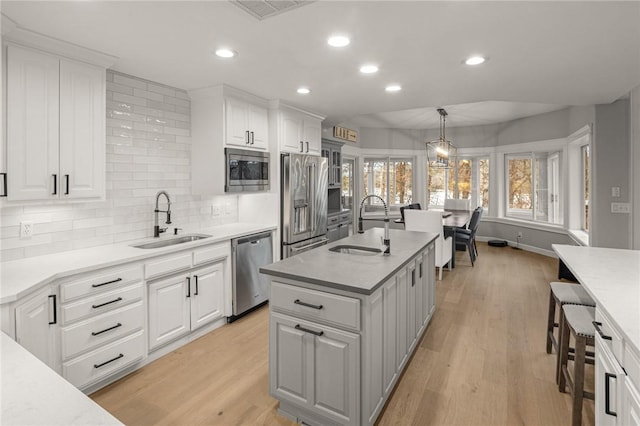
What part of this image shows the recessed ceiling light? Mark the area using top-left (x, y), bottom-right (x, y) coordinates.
top-left (465, 56), bottom-right (486, 65)
top-left (328, 35), bottom-right (350, 47)
top-left (215, 48), bottom-right (237, 58)
top-left (360, 64), bottom-right (379, 74)
top-left (297, 87), bottom-right (311, 94)
top-left (385, 85), bottom-right (402, 92)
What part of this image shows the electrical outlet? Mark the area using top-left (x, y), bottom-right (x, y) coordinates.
top-left (20, 221), bottom-right (33, 239)
top-left (611, 186), bottom-right (621, 198)
top-left (611, 202), bottom-right (631, 213)
top-left (224, 203), bottom-right (231, 215)
top-left (212, 204), bottom-right (221, 216)
top-left (517, 231), bottom-right (523, 239)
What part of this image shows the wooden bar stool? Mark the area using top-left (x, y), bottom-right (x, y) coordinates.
top-left (558, 304), bottom-right (595, 426)
top-left (546, 282), bottom-right (595, 355)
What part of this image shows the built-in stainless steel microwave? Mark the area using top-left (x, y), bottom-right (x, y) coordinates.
top-left (225, 148), bottom-right (270, 193)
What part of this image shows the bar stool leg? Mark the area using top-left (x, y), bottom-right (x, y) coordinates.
top-left (571, 336), bottom-right (587, 426)
top-left (546, 292), bottom-right (556, 354)
top-left (558, 312), bottom-right (570, 391)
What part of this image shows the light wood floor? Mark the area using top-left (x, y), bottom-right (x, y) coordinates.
top-left (91, 243), bottom-right (595, 425)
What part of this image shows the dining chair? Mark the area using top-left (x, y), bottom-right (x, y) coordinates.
top-left (404, 209), bottom-right (452, 280)
top-left (399, 203), bottom-right (422, 222)
top-left (454, 207), bottom-right (482, 265)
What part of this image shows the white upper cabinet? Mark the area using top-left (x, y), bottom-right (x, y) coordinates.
top-left (4, 42), bottom-right (109, 202)
top-left (225, 96), bottom-right (268, 150)
top-left (270, 101), bottom-right (324, 156)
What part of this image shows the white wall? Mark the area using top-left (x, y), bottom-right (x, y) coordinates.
top-left (0, 71), bottom-right (239, 261)
top-left (632, 85), bottom-right (640, 250)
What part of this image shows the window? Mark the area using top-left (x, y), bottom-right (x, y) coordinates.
top-left (342, 158), bottom-right (355, 211)
top-left (506, 151), bottom-right (562, 224)
top-left (428, 157), bottom-right (488, 211)
top-left (363, 157), bottom-right (413, 212)
top-left (582, 145), bottom-right (590, 231)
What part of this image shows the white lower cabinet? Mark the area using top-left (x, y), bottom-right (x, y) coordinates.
top-left (269, 242), bottom-right (436, 426)
top-left (14, 285), bottom-right (60, 373)
top-left (270, 312), bottom-right (360, 426)
top-left (148, 262), bottom-right (225, 351)
top-left (624, 379), bottom-right (640, 426)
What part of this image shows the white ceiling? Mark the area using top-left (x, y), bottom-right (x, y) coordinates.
top-left (2, 1), bottom-right (639, 129)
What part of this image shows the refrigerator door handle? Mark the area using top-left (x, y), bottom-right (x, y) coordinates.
top-left (291, 237), bottom-right (328, 253)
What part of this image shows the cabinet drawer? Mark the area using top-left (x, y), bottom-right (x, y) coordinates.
top-left (340, 212), bottom-right (351, 222)
top-left (60, 265), bottom-right (142, 303)
top-left (61, 301), bottom-right (144, 359)
top-left (328, 215), bottom-right (339, 226)
top-left (271, 282), bottom-right (360, 330)
top-left (145, 252), bottom-right (192, 279)
top-left (193, 243), bottom-right (229, 266)
top-left (595, 309), bottom-right (624, 361)
top-left (63, 330), bottom-right (145, 389)
top-left (61, 283), bottom-right (143, 325)
top-left (625, 346), bottom-right (640, 387)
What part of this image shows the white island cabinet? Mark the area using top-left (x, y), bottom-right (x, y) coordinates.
top-left (261, 228), bottom-right (437, 426)
top-left (553, 245), bottom-right (640, 426)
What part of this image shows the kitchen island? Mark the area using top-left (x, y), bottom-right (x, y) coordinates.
top-left (552, 245), bottom-right (640, 425)
top-left (261, 228), bottom-right (438, 426)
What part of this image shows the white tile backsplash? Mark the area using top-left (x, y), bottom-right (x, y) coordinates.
top-left (1, 70), bottom-right (239, 262)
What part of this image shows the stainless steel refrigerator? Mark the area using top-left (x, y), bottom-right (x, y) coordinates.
top-left (281, 153), bottom-right (328, 259)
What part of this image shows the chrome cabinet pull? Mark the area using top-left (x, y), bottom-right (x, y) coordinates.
top-left (48, 294), bottom-right (57, 325)
top-left (94, 353), bottom-right (124, 369)
top-left (294, 299), bottom-right (323, 310)
top-left (593, 321), bottom-right (612, 340)
top-left (92, 297), bottom-right (123, 309)
top-left (91, 322), bottom-right (122, 336)
top-left (605, 372), bottom-right (617, 417)
top-left (295, 324), bottom-right (324, 336)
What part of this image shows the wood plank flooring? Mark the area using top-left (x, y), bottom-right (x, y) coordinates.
top-left (91, 243), bottom-right (595, 425)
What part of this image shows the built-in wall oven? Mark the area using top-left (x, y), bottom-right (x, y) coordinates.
top-left (225, 148), bottom-right (270, 193)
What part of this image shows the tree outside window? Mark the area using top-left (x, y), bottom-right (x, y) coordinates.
top-left (363, 157), bottom-right (413, 213)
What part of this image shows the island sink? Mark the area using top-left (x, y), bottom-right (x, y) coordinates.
top-left (329, 245), bottom-right (382, 255)
top-left (131, 234), bottom-right (211, 249)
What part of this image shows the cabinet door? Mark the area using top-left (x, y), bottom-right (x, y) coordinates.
top-left (190, 262), bottom-right (225, 331)
top-left (225, 97), bottom-right (250, 147)
top-left (148, 275), bottom-right (190, 350)
top-left (407, 261), bottom-right (417, 351)
top-left (382, 277), bottom-right (398, 394)
top-left (303, 116), bottom-right (322, 156)
top-left (247, 103), bottom-right (268, 150)
top-left (595, 333), bottom-right (625, 426)
top-left (6, 45), bottom-right (60, 201)
top-left (15, 286), bottom-right (59, 372)
top-left (59, 59), bottom-right (105, 199)
top-left (424, 246), bottom-right (436, 321)
top-left (280, 109), bottom-right (304, 153)
top-left (415, 255), bottom-right (425, 336)
top-left (623, 379), bottom-right (640, 426)
top-left (396, 266), bottom-right (409, 370)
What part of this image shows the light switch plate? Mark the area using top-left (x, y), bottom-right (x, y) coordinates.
top-left (611, 186), bottom-right (621, 197)
top-left (611, 202), bottom-right (631, 213)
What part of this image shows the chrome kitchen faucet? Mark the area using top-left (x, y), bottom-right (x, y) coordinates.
top-left (358, 194), bottom-right (391, 255)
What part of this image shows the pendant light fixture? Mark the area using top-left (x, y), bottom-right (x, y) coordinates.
top-left (426, 108), bottom-right (457, 168)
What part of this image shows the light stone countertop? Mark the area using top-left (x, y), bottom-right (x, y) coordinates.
top-left (0, 332), bottom-right (123, 425)
top-left (552, 244), bottom-right (640, 357)
top-left (0, 223), bottom-right (276, 304)
top-left (260, 228), bottom-right (437, 295)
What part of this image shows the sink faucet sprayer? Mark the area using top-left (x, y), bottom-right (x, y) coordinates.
top-left (358, 195), bottom-right (391, 256)
top-left (154, 190), bottom-right (172, 237)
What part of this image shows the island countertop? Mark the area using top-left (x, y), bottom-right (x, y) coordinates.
top-left (552, 244), bottom-right (640, 357)
top-left (260, 228), bottom-right (437, 295)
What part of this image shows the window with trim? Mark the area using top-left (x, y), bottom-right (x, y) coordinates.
top-left (582, 145), bottom-right (590, 231)
top-left (428, 157), bottom-right (489, 212)
top-left (363, 157), bottom-right (413, 213)
top-left (505, 151), bottom-right (562, 224)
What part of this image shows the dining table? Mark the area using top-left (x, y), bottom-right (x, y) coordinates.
top-left (394, 208), bottom-right (472, 268)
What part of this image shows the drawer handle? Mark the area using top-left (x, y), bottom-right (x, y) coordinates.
top-left (295, 324), bottom-right (324, 337)
top-left (92, 297), bottom-right (123, 309)
top-left (294, 299), bottom-right (323, 310)
top-left (593, 321), bottom-right (612, 340)
top-left (605, 372), bottom-right (617, 417)
top-left (92, 278), bottom-right (123, 288)
top-left (94, 353), bottom-right (124, 369)
top-left (91, 323), bottom-right (122, 336)
top-left (194, 275), bottom-right (199, 296)
top-left (48, 294), bottom-right (57, 325)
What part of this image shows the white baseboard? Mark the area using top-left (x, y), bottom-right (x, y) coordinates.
top-left (475, 236), bottom-right (557, 258)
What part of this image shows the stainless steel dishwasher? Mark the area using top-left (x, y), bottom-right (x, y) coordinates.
top-left (229, 231), bottom-right (273, 322)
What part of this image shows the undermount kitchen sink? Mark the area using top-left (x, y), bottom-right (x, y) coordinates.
top-left (131, 234), bottom-right (212, 249)
top-left (328, 245), bottom-right (382, 256)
